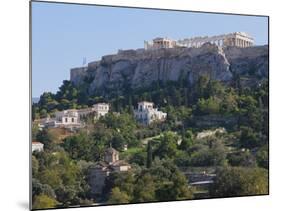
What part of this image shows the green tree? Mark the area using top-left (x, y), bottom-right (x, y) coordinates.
top-left (238, 95), bottom-right (262, 130)
top-left (32, 179), bottom-right (56, 200)
top-left (32, 194), bottom-right (58, 209)
top-left (154, 132), bottom-right (179, 159)
top-left (32, 156), bottom-right (39, 177)
top-left (62, 132), bottom-right (95, 161)
top-left (239, 126), bottom-right (260, 149)
top-left (227, 151), bottom-right (256, 167)
top-left (195, 75), bottom-right (210, 99)
top-left (38, 92), bottom-right (55, 108)
top-left (133, 173), bottom-right (156, 202)
top-left (101, 113), bottom-right (138, 149)
top-left (39, 108), bottom-right (48, 118)
top-left (129, 150), bottom-right (146, 166)
top-left (32, 105), bottom-right (40, 121)
top-left (196, 97), bottom-right (220, 115)
top-left (32, 124), bottom-right (39, 140)
top-left (220, 89), bottom-right (239, 114)
top-left (55, 185), bottom-right (81, 206)
top-left (35, 151), bottom-right (84, 206)
top-left (103, 171), bottom-right (135, 201)
top-left (256, 145), bottom-right (269, 169)
top-left (156, 171), bottom-right (193, 201)
top-left (56, 80), bottom-right (78, 101)
top-left (179, 130), bottom-right (193, 151)
top-left (36, 129), bottom-right (55, 150)
top-left (146, 141), bottom-right (153, 168)
top-left (150, 159), bottom-right (194, 201)
top-left (210, 167), bottom-right (268, 197)
top-left (189, 138), bottom-right (227, 167)
top-left (39, 169), bottom-right (62, 188)
top-left (108, 187), bottom-right (130, 204)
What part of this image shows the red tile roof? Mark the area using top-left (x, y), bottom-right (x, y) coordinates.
top-left (32, 141), bottom-right (43, 144)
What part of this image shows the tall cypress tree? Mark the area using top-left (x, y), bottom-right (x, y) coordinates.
top-left (146, 141), bottom-right (153, 168)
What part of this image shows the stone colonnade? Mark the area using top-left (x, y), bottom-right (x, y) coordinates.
top-left (227, 37), bottom-right (253, 47)
top-left (144, 32), bottom-right (254, 50)
top-left (184, 39), bottom-right (225, 48)
top-left (178, 32), bottom-right (254, 48)
top-left (148, 37), bottom-right (177, 49)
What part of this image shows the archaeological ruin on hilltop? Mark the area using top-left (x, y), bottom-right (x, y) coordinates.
top-left (69, 31), bottom-right (268, 94)
top-left (144, 32), bottom-right (254, 49)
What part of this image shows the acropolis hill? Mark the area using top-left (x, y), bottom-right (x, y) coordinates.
top-left (70, 32), bottom-right (268, 94)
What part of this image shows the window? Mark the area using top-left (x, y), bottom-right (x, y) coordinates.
top-left (72, 118), bottom-right (74, 123)
top-left (65, 118), bottom-right (68, 123)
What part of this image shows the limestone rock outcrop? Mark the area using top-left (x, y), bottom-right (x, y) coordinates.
top-left (70, 43), bottom-right (268, 94)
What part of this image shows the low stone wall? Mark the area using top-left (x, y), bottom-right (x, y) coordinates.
top-left (191, 114), bottom-right (238, 130)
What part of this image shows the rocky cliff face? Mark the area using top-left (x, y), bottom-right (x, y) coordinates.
top-left (223, 45), bottom-right (269, 78)
top-left (70, 43), bottom-right (268, 94)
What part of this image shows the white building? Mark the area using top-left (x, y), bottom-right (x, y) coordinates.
top-left (77, 103), bottom-right (109, 119)
top-left (42, 109), bottom-right (83, 129)
top-left (134, 101), bottom-right (167, 125)
top-left (92, 103), bottom-right (110, 118)
top-left (39, 103), bottom-right (110, 129)
top-left (55, 109), bottom-right (80, 125)
top-left (32, 141), bottom-right (44, 152)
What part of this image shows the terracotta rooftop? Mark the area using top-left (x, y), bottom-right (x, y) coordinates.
top-left (32, 141), bottom-right (43, 144)
top-left (111, 160), bottom-right (130, 166)
top-left (104, 147), bottom-right (119, 154)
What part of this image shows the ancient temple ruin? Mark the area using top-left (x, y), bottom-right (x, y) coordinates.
top-left (144, 32), bottom-right (254, 50)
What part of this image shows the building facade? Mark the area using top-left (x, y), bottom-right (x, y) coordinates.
top-left (144, 37), bottom-right (177, 50)
top-left (32, 141), bottom-right (44, 152)
top-left (91, 103), bottom-right (110, 118)
top-left (38, 103), bottom-right (110, 129)
top-left (134, 101), bottom-right (167, 125)
top-left (104, 147), bottom-right (119, 164)
top-left (88, 147), bottom-right (131, 196)
top-left (77, 103), bottom-right (110, 119)
top-left (55, 109), bottom-right (80, 126)
top-left (144, 32), bottom-right (254, 50)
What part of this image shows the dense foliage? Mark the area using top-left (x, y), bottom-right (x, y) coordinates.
top-left (104, 159), bottom-right (194, 203)
top-left (210, 167), bottom-right (268, 197)
top-left (32, 74), bottom-right (269, 208)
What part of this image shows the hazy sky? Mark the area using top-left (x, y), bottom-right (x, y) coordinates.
top-left (32, 1), bottom-right (268, 97)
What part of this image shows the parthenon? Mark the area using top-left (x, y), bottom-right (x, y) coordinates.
top-left (144, 32), bottom-right (254, 50)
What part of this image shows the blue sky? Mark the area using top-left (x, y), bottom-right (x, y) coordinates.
top-left (32, 1), bottom-right (268, 97)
